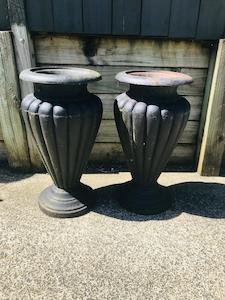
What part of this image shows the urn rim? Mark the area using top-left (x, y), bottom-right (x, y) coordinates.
top-left (20, 67), bottom-right (101, 85)
top-left (115, 70), bottom-right (193, 87)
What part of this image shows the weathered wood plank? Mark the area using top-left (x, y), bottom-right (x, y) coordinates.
top-left (53, 0), bottom-right (82, 33)
top-left (83, 0), bottom-right (112, 34)
top-left (197, 39), bottom-right (225, 176)
top-left (0, 124), bottom-right (3, 140)
top-left (112, 0), bottom-right (141, 35)
top-left (196, 0), bottom-right (225, 40)
top-left (141, 0), bottom-right (171, 37)
top-left (96, 120), bottom-right (199, 144)
top-left (35, 35), bottom-right (210, 68)
top-left (0, 31), bottom-right (30, 168)
top-left (98, 94), bottom-right (202, 121)
top-left (7, 0), bottom-right (43, 168)
top-left (7, 0), bottom-right (34, 98)
top-left (0, 0), bottom-right (9, 30)
top-left (38, 65), bottom-right (206, 96)
top-left (90, 143), bottom-right (195, 163)
top-left (169, 0), bottom-right (200, 38)
top-left (86, 66), bottom-right (207, 96)
top-left (196, 44), bottom-right (217, 166)
top-left (25, 0), bottom-right (53, 32)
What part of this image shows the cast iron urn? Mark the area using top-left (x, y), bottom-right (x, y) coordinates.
top-left (114, 70), bottom-right (192, 215)
top-left (20, 67), bottom-right (102, 218)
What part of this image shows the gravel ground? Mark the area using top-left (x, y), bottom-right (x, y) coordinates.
top-left (0, 170), bottom-right (225, 299)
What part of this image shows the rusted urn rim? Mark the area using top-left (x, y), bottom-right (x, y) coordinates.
top-left (20, 67), bottom-right (101, 85)
top-left (115, 70), bottom-right (193, 87)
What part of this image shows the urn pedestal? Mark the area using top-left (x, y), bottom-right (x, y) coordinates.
top-left (20, 67), bottom-right (102, 218)
top-left (114, 70), bottom-right (192, 215)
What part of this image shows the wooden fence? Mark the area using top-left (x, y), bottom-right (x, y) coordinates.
top-left (1, 0), bottom-right (225, 39)
top-left (0, 0), bottom-right (225, 176)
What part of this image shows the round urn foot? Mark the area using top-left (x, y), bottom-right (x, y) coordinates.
top-left (39, 183), bottom-right (94, 218)
top-left (116, 181), bottom-right (172, 215)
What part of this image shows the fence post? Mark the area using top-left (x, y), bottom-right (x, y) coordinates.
top-left (7, 0), bottom-right (42, 169)
top-left (197, 39), bottom-right (225, 176)
top-left (0, 31), bottom-right (30, 168)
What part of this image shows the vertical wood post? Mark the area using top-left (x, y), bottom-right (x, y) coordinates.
top-left (196, 43), bottom-right (217, 165)
top-left (0, 31), bottom-right (30, 168)
top-left (7, 0), bottom-right (42, 168)
top-left (197, 39), bottom-right (225, 176)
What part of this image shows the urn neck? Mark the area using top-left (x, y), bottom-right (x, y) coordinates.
top-left (127, 84), bottom-right (178, 104)
top-left (34, 83), bottom-right (89, 102)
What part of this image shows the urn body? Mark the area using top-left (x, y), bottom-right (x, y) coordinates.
top-left (114, 71), bottom-right (192, 214)
top-left (20, 67), bottom-right (102, 217)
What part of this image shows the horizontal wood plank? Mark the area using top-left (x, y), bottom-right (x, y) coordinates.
top-left (99, 94), bottom-right (202, 121)
top-left (38, 65), bottom-right (207, 96)
top-left (87, 66), bottom-right (207, 96)
top-left (96, 120), bottom-right (199, 144)
top-left (35, 35), bottom-right (210, 68)
top-left (90, 143), bottom-right (195, 163)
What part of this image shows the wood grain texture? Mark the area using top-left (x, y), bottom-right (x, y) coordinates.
top-left (0, 124), bottom-right (3, 141)
top-left (87, 66), bottom-right (207, 96)
top-left (169, 0), bottom-right (200, 38)
top-left (196, 0), bottom-right (225, 40)
top-left (7, 0), bottom-right (43, 168)
top-left (0, 0), bottom-right (9, 30)
top-left (0, 31), bottom-right (30, 168)
top-left (112, 0), bottom-right (141, 35)
top-left (90, 143), bottom-right (195, 163)
top-left (25, 0), bottom-right (53, 32)
top-left (198, 39), bottom-right (225, 176)
top-left (7, 0), bottom-right (34, 97)
top-left (53, 0), bottom-right (82, 33)
top-left (35, 35), bottom-right (210, 68)
top-left (83, 0), bottom-right (112, 34)
top-left (141, 0), bottom-right (171, 37)
top-left (196, 44), bottom-right (217, 166)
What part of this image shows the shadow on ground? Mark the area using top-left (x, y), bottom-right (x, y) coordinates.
top-left (94, 182), bottom-right (225, 221)
top-left (0, 166), bottom-right (34, 184)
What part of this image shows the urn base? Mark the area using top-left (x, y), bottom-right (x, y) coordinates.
top-left (116, 181), bottom-right (172, 215)
top-left (39, 183), bottom-right (94, 218)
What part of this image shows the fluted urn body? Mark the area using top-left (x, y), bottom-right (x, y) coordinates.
top-left (114, 70), bottom-right (192, 215)
top-left (20, 67), bottom-right (102, 217)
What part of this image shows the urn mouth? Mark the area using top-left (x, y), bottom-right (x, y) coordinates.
top-left (20, 67), bottom-right (101, 85)
top-left (115, 70), bottom-right (193, 87)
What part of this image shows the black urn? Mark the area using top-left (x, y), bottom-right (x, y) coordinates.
top-left (114, 70), bottom-right (192, 215)
top-left (20, 67), bottom-right (102, 218)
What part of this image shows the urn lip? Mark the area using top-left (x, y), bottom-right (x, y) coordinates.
top-left (20, 67), bottom-right (101, 85)
top-left (115, 70), bottom-right (193, 87)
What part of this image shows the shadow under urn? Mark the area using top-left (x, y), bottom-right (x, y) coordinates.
top-left (20, 67), bottom-right (102, 217)
top-left (114, 70), bottom-right (192, 215)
